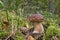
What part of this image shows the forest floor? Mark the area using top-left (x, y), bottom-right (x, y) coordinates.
top-left (0, 11), bottom-right (60, 40)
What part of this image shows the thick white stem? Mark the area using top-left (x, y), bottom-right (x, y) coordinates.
top-left (33, 22), bottom-right (44, 34)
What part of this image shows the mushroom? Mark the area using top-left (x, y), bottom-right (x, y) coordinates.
top-left (27, 35), bottom-right (35, 40)
top-left (29, 13), bottom-right (44, 36)
top-left (19, 27), bottom-right (35, 40)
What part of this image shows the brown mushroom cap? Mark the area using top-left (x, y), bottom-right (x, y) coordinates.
top-left (29, 13), bottom-right (44, 22)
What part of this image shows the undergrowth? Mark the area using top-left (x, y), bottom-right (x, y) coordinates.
top-left (0, 11), bottom-right (60, 40)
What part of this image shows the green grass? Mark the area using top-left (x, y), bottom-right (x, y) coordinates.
top-left (0, 11), bottom-right (60, 40)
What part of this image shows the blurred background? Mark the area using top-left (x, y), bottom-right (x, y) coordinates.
top-left (0, 0), bottom-right (60, 40)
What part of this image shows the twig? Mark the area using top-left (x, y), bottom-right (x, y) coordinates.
top-left (5, 34), bottom-right (12, 40)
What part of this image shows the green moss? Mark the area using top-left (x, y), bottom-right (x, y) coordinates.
top-left (45, 23), bottom-right (60, 40)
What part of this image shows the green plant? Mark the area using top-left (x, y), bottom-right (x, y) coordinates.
top-left (44, 23), bottom-right (60, 40)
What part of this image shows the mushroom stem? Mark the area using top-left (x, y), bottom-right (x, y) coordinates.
top-left (33, 22), bottom-right (44, 34)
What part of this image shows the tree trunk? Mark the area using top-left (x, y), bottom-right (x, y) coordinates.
top-left (49, 0), bottom-right (55, 13)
